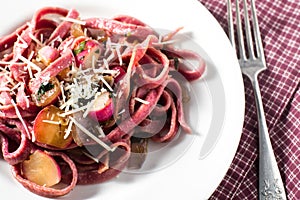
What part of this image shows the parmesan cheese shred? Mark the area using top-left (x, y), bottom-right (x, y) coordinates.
top-left (0, 7), bottom-right (205, 198)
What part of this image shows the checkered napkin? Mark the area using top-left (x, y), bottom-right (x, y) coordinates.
top-left (198, 0), bottom-right (300, 199)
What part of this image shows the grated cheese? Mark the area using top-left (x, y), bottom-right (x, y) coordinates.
top-left (118, 108), bottom-right (125, 115)
top-left (26, 63), bottom-right (33, 79)
top-left (59, 104), bottom-right (89, 117)
top-left (40, 33), bottom-right (44, 44)
top-left (50, 113), bottom-right (55, 121)
top-left (0, 61), bottom-right (19, 66)
top-left (104, 37), bottom-right (112, 56)
top-left (82, 151), bottom-right (99, 163)
top-left (99, 76), bottom-right (113, 92)
top-left (83, 28), bottom-right (88, 36)
top-left (3, 73), bottom-right (16, 87)
top-left (25, 95), bottom-right (30, 108)
top-left (16, 33), bottom-right (28, 49)
top-left (95, 125), bottom-right (105, 138)
top-left (106, 51), bottom-right (116, 63)
top-left (0, 87), bottom-right (10, 92)
top-left (60, 17), bottom-right (86, 25)
top-left (102, 69), bottom-right (119, 75)
top-left (42, 120), bottom-right (60, 125)
top-left (28, 32), bottom-right (44, 47)
top-left (115, 45), bottom-right (123, 65)
top-left (49, 36), bottom-right (63, 48)
top-left (91, 54), bottom-right (96, 69)
top-left (59, 97), bottom-right (76, 110)
top-left (60, 81), bottom-right (66, 104)
top-left (103, 58), bottom-right (109, 69)
top-left (134, 97), bottom-right (150, 105)
top-left (153, 39), bottom-right (176, 45)
top-left (82, 98), bottom-right (95, 118)
top-left (64, 119), bottom-right (73, 139)
top-left (92, 67), bottom-right (120, 75)
top-left (60, 37), bottom-right (74, 53)
top-left (10, 82), bottom-right (22, 92)
top-left (18, 55), bottom-right (41, 73)
top-left (10, 99), bottom-right (32, 141)
top-left (15, 43), bottom-right (28, 49)
top-left (158, 34), bottom-right (163, 43)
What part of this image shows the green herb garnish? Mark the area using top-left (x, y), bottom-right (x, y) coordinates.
top-left (37, 82), bottom-right (54, 101)
top-left (74, 41), bottom-right (86, 55)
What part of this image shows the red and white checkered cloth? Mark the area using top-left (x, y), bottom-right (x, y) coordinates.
top-left (198, 0), bottom-right (300, 199)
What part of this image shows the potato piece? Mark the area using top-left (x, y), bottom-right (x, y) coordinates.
top-left (21, 150), bottom-right (61, 187)
top-left (32, 77), bottom-right (61, 107)
top-left (33, 105), bottom-right (73, 148)
top-left (37, 46), bottom-right (59, 66)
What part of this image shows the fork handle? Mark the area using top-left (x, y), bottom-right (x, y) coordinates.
top-left (251, 77), bottom-right (287, 200)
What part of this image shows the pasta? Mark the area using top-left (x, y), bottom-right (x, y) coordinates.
top-left (0, 7), bottom-right (205, 197)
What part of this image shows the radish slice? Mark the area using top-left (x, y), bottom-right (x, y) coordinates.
top-left (74, 39), bottom-right (101, 69)
top-left (88, 91), bottom-right (114, 122)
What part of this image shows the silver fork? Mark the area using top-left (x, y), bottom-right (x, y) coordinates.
top-left (226, 0), bottom-right (287, 199)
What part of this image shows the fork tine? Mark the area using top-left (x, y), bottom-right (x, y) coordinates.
top-left (242, 0), bottom-right (255, 59)
top-left (250, 0), bottom-right (266, 64)
top-left (227, 0), bottom-right (235, 50)
top-left (235, 0), bottom-right (246, 60)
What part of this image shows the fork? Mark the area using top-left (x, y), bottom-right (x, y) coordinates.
top-left (226, 0), bottom-right (287, 199)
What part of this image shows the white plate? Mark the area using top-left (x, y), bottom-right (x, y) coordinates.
top-left (0, 0), bottom-right (245, 199)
